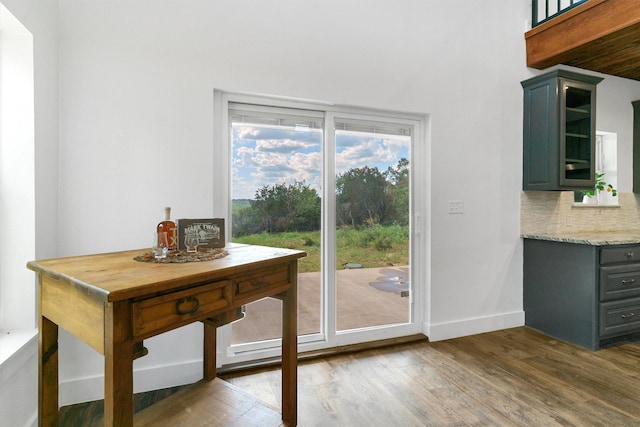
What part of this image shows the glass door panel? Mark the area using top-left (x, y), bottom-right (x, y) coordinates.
top-left (563, 85), bottom-right (593, 183)
top-left (229, 105), bottom-right (323, 346)
top-left (334, 124), bottom-right (411, 331)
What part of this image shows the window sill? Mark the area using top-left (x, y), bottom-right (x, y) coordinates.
top-left (0, 328), bottom-right (38, 386)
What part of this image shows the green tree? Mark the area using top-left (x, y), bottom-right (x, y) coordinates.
top-left (385, 158), bottom-right (409, 226)
top-left (233, 158), bottom-right (410, 236)
top-left (336, 166), bottom-right (389, 227)
top-left (232, 204), bottom-right (261, 237)
top-left (248, 181), bottom-right (320, 234)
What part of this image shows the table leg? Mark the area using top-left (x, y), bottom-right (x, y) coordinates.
top-left (281, 261), bottom-right (298, 426)
top-left (39, 315), bottom-right (59, 427)
top-left (203, 320), bottom-right (217, 381)
top-left (104, 301), bottom-right (134, 427)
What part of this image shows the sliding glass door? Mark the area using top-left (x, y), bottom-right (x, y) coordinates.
top-left (216, 94), bottom-right (421, 364)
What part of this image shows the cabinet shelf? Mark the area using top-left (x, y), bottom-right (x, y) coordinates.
top-left (566, 162), bottom-right (590, 171)
top-left (566, 107), bottom-right (591, 123)
top-left (566, 133), bottom-right (589, 139)
top-left (567, 106), bottom-right (590, 114)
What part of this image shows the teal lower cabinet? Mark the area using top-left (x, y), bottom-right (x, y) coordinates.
top-left (524, 238), bottom-right (640, 350)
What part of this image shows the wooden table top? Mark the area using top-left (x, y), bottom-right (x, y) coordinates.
top-left (27, 243), bottom-right (306, 302)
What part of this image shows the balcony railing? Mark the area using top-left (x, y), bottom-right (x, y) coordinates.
top-left (532, 0), bottom-right (589, 27)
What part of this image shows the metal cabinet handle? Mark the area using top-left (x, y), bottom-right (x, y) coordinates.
top-left (621, 312), bottom-right (635, 320)
top-left (626, 252), bottom-right (635, 259)
top-left (621, 279), bottom-right (636, 285)
top-left (176, 296), bottom-right (200, 314)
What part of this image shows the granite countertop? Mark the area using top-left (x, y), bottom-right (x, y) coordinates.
top-left (521, 231), bottom-right (640, 245)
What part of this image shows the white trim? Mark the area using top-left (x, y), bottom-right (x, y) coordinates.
top-left (26, 413), bottom-right (38, 427)
top-left (424, 311), bottom-right (525, 342)
top-left (0, 329), bottom-right (37, 386)
top-left (59, 359), bottom-right (204, 406)
top-left (0, 329), bottom-right (38, 427)
top-left (411, 114), bottom-right (429, 338)
top-left (323, 111), bottom-right (337, 348)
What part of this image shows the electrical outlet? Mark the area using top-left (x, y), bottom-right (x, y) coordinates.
top-left (448, 200), bottom-right (464, 214)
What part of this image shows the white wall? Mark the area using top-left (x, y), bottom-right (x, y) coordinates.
top-left (0, 0), bottom-right (59, 424)
top-left (595, 70), bottom-right (640, 192)
top-left (16, 0), bottom-right (640, 407)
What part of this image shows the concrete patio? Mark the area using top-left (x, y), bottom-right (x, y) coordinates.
top-left (232, 266), bottom-right (411, 344)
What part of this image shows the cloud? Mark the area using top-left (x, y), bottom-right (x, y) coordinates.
top-left (235, 126), bottom-right (322, 144)
top-left (336, 135), bottom-right (407, 173)
top-left (231, 125), bottom-right (408, 199)
top-left (256, 138), bottom-right (312, 154)
top-left (233, 146), bottom-right (258, 168)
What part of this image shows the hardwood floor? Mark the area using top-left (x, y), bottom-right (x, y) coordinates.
top-left (223, 327), bottom-right (640, 426)
top-left (60, 327), bottom-right (640, 426)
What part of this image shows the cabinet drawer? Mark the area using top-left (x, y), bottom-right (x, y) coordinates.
top-left (235, 264), bottom-right (290, 299)
top-left (599, 297), bottom-right (640, 337)
top-left (133, 280), bottom-right (232, 339)
top-left (600, 246), bottom-right (640, 265)
top-left (599, 264), bottom-right (640, 301)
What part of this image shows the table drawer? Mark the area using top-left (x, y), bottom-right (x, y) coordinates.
top-left (599, 297), bottom-right (640, 337)
top-left (600, 245), bottom-right (640, 265)
top-left (133, 280), bottom-right (232, 339)
top-left (599, 264), bottom-right (640, 301)
top-left (235, 264), bottom-right (290, 298)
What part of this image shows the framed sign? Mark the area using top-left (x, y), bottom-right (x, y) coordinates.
top-left (177, 218), bottom-right (225, 250)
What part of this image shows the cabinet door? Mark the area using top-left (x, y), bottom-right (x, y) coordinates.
top-left (522, 77), bottom-right (558, 190)
top-left (560, 80), bottom-right (596, 188)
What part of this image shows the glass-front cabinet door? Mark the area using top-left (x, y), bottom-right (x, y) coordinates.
top-left (562, 82), bottom-right (595, 187)
top-left (521, 70), bottom-right (603, 191)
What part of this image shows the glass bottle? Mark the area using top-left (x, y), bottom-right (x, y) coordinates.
top-left (157, 207), bottom-right (177, 251)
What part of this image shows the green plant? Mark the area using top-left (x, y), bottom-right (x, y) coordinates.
top-left (582, 172), bottom-right (617, 198)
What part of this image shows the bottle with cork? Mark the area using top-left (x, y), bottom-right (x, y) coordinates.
top-left (157, 207), bottom-right (177, 252)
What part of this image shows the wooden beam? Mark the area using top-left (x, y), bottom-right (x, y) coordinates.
top-left (526, 0), bottom-right (640, 71)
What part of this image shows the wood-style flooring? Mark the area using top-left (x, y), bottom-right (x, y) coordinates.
top-left (60, 327), bottom-right (640, 426)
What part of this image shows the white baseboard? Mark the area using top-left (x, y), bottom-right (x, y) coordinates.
top-left (424, 310), bottom-right (524, 342)
top-left (27, 412), bottom-right (38, 427)
top-left (59, 359), bottom-right (204, 407)
top-left (0, 329), bottom-right (37, 385)
top-left (0, 331), bottom-right (38, 427)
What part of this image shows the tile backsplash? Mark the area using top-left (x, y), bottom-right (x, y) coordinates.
top-left (521, 191), bottom-right (640, 235)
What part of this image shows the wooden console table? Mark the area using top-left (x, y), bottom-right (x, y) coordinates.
top-left (27, 243), bottom-right (305, 427)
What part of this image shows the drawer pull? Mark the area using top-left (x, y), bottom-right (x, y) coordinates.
top-left (627, 252), bottom-right (635, 259)
top-left (621, 312), bottom-right (635, 320)
top-left (621, 279), bottom-right (637, 285)
top-left (175, 296), bottom-right (200, 315)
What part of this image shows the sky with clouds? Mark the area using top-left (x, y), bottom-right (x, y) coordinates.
top-left (232, 124), bottom-right (410, 200)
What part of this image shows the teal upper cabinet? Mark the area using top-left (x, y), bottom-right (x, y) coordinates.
top-left (522, 70), bottom-right (603, 191)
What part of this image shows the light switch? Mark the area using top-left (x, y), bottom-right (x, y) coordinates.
top-left (448, 200), bottom-right (464, 214)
